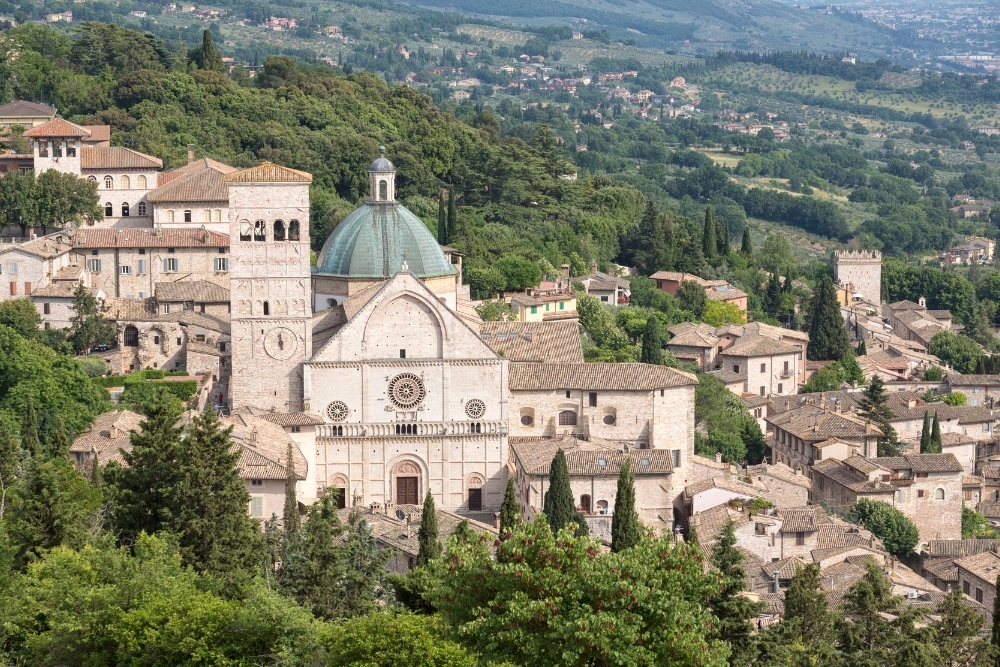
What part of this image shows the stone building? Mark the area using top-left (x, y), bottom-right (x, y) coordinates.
top-left (883, 299), bottom-right (952, 348)
top-left (719, 334), bottom-right (799, 397)
top-left (745, 462), bottom-right (812, 508)
top-left (955, 550), bottom-right (1000, 614)
top-left (833, 250), bottom-right (882, 316)
top-left (0, 233), bottom-right (75, 300)
top-left (766, 402), bottom-right (882, 472)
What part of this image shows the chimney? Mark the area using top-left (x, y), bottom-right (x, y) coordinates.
top-left (187, 144), bottom-right (195, 164)
top-left (715, 452), bottom-right (722, 463)
top-left (561, 263), bottom-right (570, 279)
top-left (591, 260), bottom-right (598, 274)
top-left (795, 467), bottom-right (802, 476)
top-left (918, 296), bottom-right (926, 308)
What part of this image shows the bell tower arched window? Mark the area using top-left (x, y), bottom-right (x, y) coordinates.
top-left (273, 220), bottom-right (285, 241)
top-left (288, 220), bottom-right (299, 241)
top-left (121, 175), bottom-right (130, 189)
top-left (104, 175), bottom-right (113, 189)
top-left (379, 179), bottom-right (387, 200)
top-left (263, 301), bottom-right (270, 316)
top-left (239, 221), bottom-right (251, 242)
top-left (253, 220), bottom-right (266, 242)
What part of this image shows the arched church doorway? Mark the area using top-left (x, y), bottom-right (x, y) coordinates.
top-left (393, 461), bottom-right (420, 505)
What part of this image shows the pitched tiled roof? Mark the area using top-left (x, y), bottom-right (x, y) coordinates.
top-left (818, 560), bottom-right (870, 592)
top-left (0, 232), bottom-right (74, 259)
top-left (766, 391), bottom-right (861, 416)
top-left (343, 508), bottom-right (498, 557)
top-left (952, 405), bottom-right (995, 424)
top-left (963, 475), bottom-right (983, 488)
top-left (724, 334), bottom-right (798, 357)
top-left (979, 502), bottom-right (1000, 519)
top-left (70, 410), bottom-right (144, 465)
top-left (815, 524), bottom-right (879, 551)
top-left (0, 100), bottom-right (56, 117)
top-left (684, 476), bottom-right (763, 498)
top-left (30, 282), bottom-right (86, 298)
top-left (23, 117), bottom-right (89, 137)
top-left (102, 297), bottom-right (158, 321)
top-left (709, 369), bottom-right (743, 384)
top-left (508, 362), bottom-right (697, 391)
top-left (954, 550), bottom-right (1000, 582)
top-left (706, 285), bottom-right (748, 301)
top-left (146, 166), bottom-right (231, 202)
top-left (226, 162), bottom-right (312, 183)
top-left (80, 125), bottom-right (110, 143)
top-left (233, 406), bottom-right (324, 427)
top-left (669, 322), bottom-right (718, 338)
top-left (763, 556), bottom-right (808, 579)
top-left (70, 227), bottom-right (229, 249)
top-left (778, 507), bottom-right (833, 533)
top-left (511, 436), bottom-right (674, 476)
top-left (480, 321), bottom-right (584, 363)
top-left (166, 157), bottom-right (240, 176)
top-left (873, 453), bottom-right (964, 474)
top-left (668, 329), bottom-right (720, 348)
top-left (927, 539), bottom-right (999, 558)
top-left (155, 280), bottom-right (229, 303)
top-left (767, 405), bottom-right (880, 441)
top-left (186, 341), bottom-right (225, 357)
top-left (747, 462), bottom-right (813, 488)
top-left (689, 504), bottom-right (751, 545)
top-left (949, 374), bottom-right (1000, 387)
top-left (812, 458), bottom-right (897, 495)
top-left (81, 147), bottom-right (162, 170)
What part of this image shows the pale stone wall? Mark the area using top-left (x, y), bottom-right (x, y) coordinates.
top-left (0, 248), bottom-right (63, 299)
top-left (753, 471), bottom-right (810, 508)
top-left (76, 246), bottom-right (229, 299)
top-left (734, 518), bottom-right (782, 565)
top-left (958, 566), bottom-right (996, 620)
top-left (893, 472), bottom-right (963, 544)
top-left (84, 169), bottom-right (159, 229)
top-left (34, 296), bottom-right (75, 329)
top-left (834, 251), bottom-right (882, 316)
top-left (33, 138), bottom-right (82, 176)
top-left (228, 181), bottom-right (312, 412)
top-left (245, 479), bottom-right (284, 522)
top-left (728, 351), bottom-right (798, 397)
top-left (313, 273), bottom-right (457, 313)
top-left (286, 424), bottom-right (318, 502)
top-left (114, 320), bottom-right (229, 374)
top-left (780, 528), bottom-right (819, 560)
top-left (153, 200), bottom-right (229, 234)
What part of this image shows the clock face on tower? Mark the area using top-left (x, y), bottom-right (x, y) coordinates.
top-left (263, 326), bottom-right (298, 360)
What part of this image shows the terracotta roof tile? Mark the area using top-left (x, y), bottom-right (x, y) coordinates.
top-left (927, 539), bottom-right (999, 558)
top-left (668, 329), bottom-right (720, 348)
top-left (155, 280), bottom-right (229, 303)
top-left (725, 334), bottom-right (798, 357)
top-left (0, 100), bottom-right (56, 117)
top-left (480, 321), bottom-right (583, 363)
top-left (81, 147), bottom-right (162, 170)
top-left (954, 550), bottom-right (1000, 582)
top-left (949, 374), bottom-right (1000, 387)
top-left (0, 232), bottom-right (74, 259)
top-left (70, 227), bottom-right (229, 249)
top-left (766, 405), bottom-right (880, 441)
top-left (512, 436), bottom-right (674, 476)
top-left (226, 162), bottom-right (312, 183)
top-left (508, 362), bottom-right (697, 391)
top-left (24, 117), bottom-right (89, 137)
top-left (778, 507), bottom-right (833, 533)
top-left (147, 166), bottom-right (231, 202)
top-left (232, 406), bottom-right (324, 427)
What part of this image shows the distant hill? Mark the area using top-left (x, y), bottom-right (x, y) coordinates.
top-left (402, 0), bottom-right (902, 58)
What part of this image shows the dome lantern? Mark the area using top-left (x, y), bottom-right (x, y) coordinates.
top-left (368, 146), bottom-right (396, 203)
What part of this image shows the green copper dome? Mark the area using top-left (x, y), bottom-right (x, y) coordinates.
top-left (314, 202), bottom-right (457, 279)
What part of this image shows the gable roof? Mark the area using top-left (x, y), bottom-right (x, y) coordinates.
top-left (954, 550), bottom-right (1000, 582)
top-left (226, 162), bottom-right (312, 183)
top-left (725, 334), bottom-right (798, 357)
top-left (23, 117), bottom-right (89, 137)
top-left (70, 227), bottom-right (229, 249)
top-left (81, 147), bottom-right (162, 170)
top-left (778, 507), bottom-right (833, 533)
top-left (0, 232), bottom-right (74, 259)
top-left (155, 280), bottom-right (229, 303)
top-left (0, 100), bottom-right (56, 117)
top-left (508, 362), bottom-right (697, 391)
top-left (927, 539), bottom-right (999, 559)
top-left (479, 321), bottom-right (584, 363)
top-left (668, 329), bottom-right (720, 348)
top-left (511, 435), bottom-right (674, 477)
top-left (147, 166), bottom-right (231, 202)
top-left (874, 453), bottom-right (964, 474)
top-left (766, 405), bottom-right (880, 441)
top-left (684, 476), bottom-right (763, 499)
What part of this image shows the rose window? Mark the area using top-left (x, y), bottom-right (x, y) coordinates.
top-left (465, 399), bottom-right (486, 419)
top-left (388, 373), bottom-right (426, 409)
top-left (326, 400), bottom-right (349, 422)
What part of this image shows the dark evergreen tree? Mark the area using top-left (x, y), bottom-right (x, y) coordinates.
top-left (46, 416), bottom-right (70, 459)
top-left (857, 339), bottom-right (867, 356)
top-left (610, 458), bottom-right (641, 552)
top-left (416, 490), bottom-right (441, 566)
top-left (450, 519), bottom-right (475, 544)
top-left (932, 589), bottom-right (985, 667)
top-left (279, 487), bottom-right (347, 619)
top-left (437, 194), bottom-right (447, 244)
top-left (498, 478), bottom-right (519, 539)
top-left (687, 525), bottom-right (700, 549)
top-left (188, 29), bottom-right (224, 71)
top-left (283, 441), bottom-right (300, 535)
top-left (22, 395), bottom-right (40, 459)
top-left (858, 376), bottom-right (901, 457)
top-left (740, 226), bottom-right (753, 256)
top-left (640, 315), bottom-right (664, 365)
top-left (446, 189), bottom-right (457, 245)
top-left (0, 423), bottom-right (19, 517)
top-left (930, 412), bottom-right (943, 453)
top-left (992, 573), bottom-right (1000, 655)
top-left (764, 271), bottom-right (782, 317)
top-left (920, 411), bottom-right (932, 453)
top-left (719, 217), bottom-right (730, 256)
top-left (784, 563), bottom-right (835, 653)
top-left (702, 207), bottom-right (717, 260)
top-left (89, 450), bottom-right (101, 490)
top-left (338, 514), bottom-right (393, 617)
top-left (708, 519), bottom-right (764, 666)
top-left (807, 276), bottom-right (852, 361)
top-left (542, 449), bottom-right (578, 534)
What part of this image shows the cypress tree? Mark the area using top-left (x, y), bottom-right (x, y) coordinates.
top-left (740, 226), bottom-right (753, 256)
top-left (22, 395), bottom-right (40, 459)
top-left (0, 423), bottom-right (19, 516)
top-left (764, 271), bottom-right (782, 317)
top-left (709, 519), bottom-right (764, 666)
top-left (930, 412), bottom-right (943, 453)
top-left (446, 189), bottom-right (457, 243)
top-left (920, 411), bottom-right (932, 453)
top-left (498, 478), bottom-right (519, 539)
top-left (992, 573), bottom-right (1000, 652)
top-left (859, 376), bottom-right (901, 457)
top-left (278, 487), bottom-right (347, 620)
top-left (89, 450), bottom-right (102, 490)
top-left (611, 458), bottom-right (641, 552)
top-left (189, 29), bottom-right (224, 71)
top-left (46, 416), bottom-right (70, 460)
top-left (451, 519), bottom-right (475, 544)
top-left (702, 207), bottom-right (717, 259)
top-left (856, 339), bottom-right (867, 356)
top-left (283, 441), bottom-right (300, 535)
top-left (719, 217), bottom-right (730, 256)
top-left (640, 316), bottom-right (664, 365)
top-left (416, 490), bottom-right (441, 565)
top-left (437, 194), bottom-right (447, 245)
top-left (542, 449), bottom-right (576, 532)
top-left (807, 276), bottom-right (852, 361)
top-left (783, 563), bottom-right (835, 661)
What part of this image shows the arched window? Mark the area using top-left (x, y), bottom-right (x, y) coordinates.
top-left (253, 220), bottom-right (266, 241)
top-left (137, 201), bottom-right (146, 216)
top-left (104, 175), bottom-right (113, 189)
top-left (520, 407), bottom-right (534, 426)
top-left (204, 210), bottom-right (212, 223)
top-left (263, 301), bottom-right (270, 316)
top-left (580, 494), bottom-right (591, 514)
top-left (87, 175), bottom-right (97, 183)
top-left (288, 220), bottom-right (299, 241)
top-left (120, 175), bottom-right (130, 189)
top-left (273, 220), bottom-right (286, 241)
top-left (239, 221), bottom-right (251, 242)
top-left (123, 325), bottom-right (139, 347)
top-left (935, 488), bottom-right (945, 500)
top-left (597, 499), bottom-right (609, 515)
top-left (558, 410), bottom-right (577, 426)
top-left (105, 202), bottom-right (113, 216)
top-left (136, 175), bottom-right (146, 189)
top-left (121, 203), bottom-right (129, 217)
top-left (379, 179), bottom-right (388, 200)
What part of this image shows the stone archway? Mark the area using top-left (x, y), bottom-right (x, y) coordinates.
top-left (392, 460), bottom-right (421, 506)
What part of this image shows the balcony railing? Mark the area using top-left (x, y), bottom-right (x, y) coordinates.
top-left (316, 420), bottom-right (507, 438)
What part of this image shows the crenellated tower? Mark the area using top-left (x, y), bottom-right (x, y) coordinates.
top-left (833, 249), bottom-right (882, 315)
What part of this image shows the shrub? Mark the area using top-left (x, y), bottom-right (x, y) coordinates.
top-left (848, 498), bottom-right (919, 557)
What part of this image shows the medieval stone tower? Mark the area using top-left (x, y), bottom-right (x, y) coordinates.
top-left (227, 163), bottom-right (314, 412)
top-left (833, 250), bottom-right (882, 315)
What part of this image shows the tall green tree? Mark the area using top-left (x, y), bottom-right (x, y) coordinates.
top-left (437, 193), bottom-right (447, 245)
top-left (446, 189), bottom-right (457, 244)
top-left (30, 169), bottom-right (103, 235)
top-left (858, 376), bottom-right (901, 457)
top-left (933, 589), bottom-right (986, 667)
top-left (807, 276), bottom-right (852, 361)
top-left (610, 458), bottom-right (641, 552)
top-left (0, 169), bottom-right (37, 238)
top-left (338, 515), bottom-right (393, 617)
top-left (283, 441), bottom-right (300, 535)
top-left (920, 411), bottom-right (932, 453)
top-left (67, 282), bottom-right (115, 354)
top-left (930, 411), bottom-right (943, 453)
top-left (639, 315), bottom-right (664, 365)
top-left (416, 490), bottom-right (441, 566)
top-left (21, 394), bottom-right (41, 459)
top-left (46, 416), bottom-right (70, 459)
top-left (718, 215), bottom-right (730, 256)
top-left (857, 338), bottom-right (867, 356)
top-left (849, 498), bottom-right (919, 557)
top-left (702, 207), bottom-right (718, 260)
top-left (498, 478), bottom-right (519, 539)
top-left (708, 519), bottom-right (763, 666)
top-left (740, 226), bottom-right (753, 256)
top-left (188, 29), bottom-right (224, 71)
top-left (992, 573), bottom-right (1000, 657)
top-left (279, 487), bottom-right (347, 619)
top-left (780, 562), bottom-right (836, 662)
top-left (542, 449), bottom-right (588, 536)
top-left (0, 298), bottom-right (41, 339)
top-left (0, 417), bottom-right (20, 517)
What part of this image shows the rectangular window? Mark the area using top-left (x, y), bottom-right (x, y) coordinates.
top-left (23, 282), bottom-right (29, 295)
top-left (249, 496), bottom-right (263, 517)
top-left (166, 210), bottom-right (175, 223)
top-left (251, 479), bottom-right (263, 486)
top-left (784, 361), bottom-right (789, 372)
top-left (66, 142), bottom-right (76, 157)
top-left (733, 365), bottom-right (740, 374)
top-left (819, 477), bottom-right (825, 490)
top-left (38, 140), bottom-right (48, 157)
top-left (43, 303), bottom-right (50, 314)
top-left (589, 392), bottom-right (597, 407)
top-left (897, 490), bottom-right (905, 502)
top-left (53, 141), bottom-right (62, 158)
top-left (977, 588), bottom-right (984, 603)
top-left (176, 337), bottom-right (181, 345)
top-left (219, 342), bottom-right (226, 352)
top-left (138, 260), bottom-right (146, 274)
top-left (795, 532), bottom-right (805, 546)
top-left (119, 265), bottom-right (131, 275)
top-left (965, 489), bottom-right (973, 501)
top-left (671, 449), bottom-right (681, 467)
top-left (163, 304), bottom-right (170, 314)
top-left (291, 426), bottom-right (301, 433)
top-left (778, 383), bottom-right (783, 394)
top-left (195, 334), bottom-right (205, 342)
top-left (530, 306), bottom-right (537, 314)
top-left (204, 209), bottom-right (212, 223)
top-left (8, 263), bottom-right (16, 275)
top-left (917, 490), bottom-right (925, 498)
top-left (399, 349), bottom-right (406, 359)
top-left (163, 258), bottom-right (178, 272)
top-left (214, 257), bottom-right (229, 271)
top-left (964, 580), bottom-right (971, 595)
top-left (760, 386), bottom-right (765, 396)
top-left (560, 301), bottom-right (565, 310)
top-left (760, 363), bottom-right (766, 373)
top-left (87, 259), bottom-right (101, 272)
top-left (184, 210), bottom-right (192, 222)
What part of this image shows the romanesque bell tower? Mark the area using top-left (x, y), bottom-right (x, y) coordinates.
top-left (226, 163), bottom-right (313, 412)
